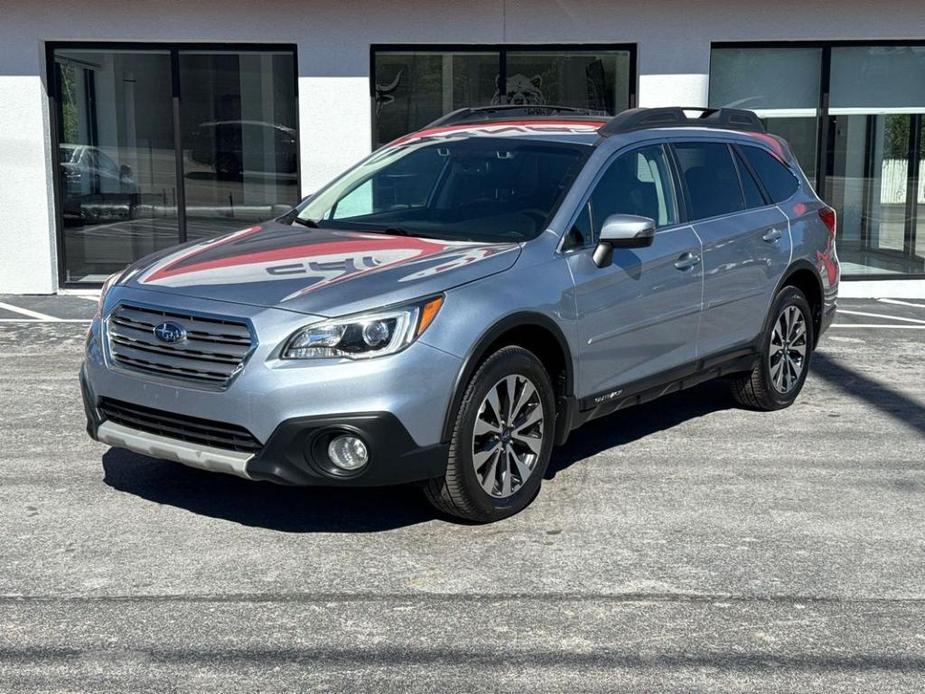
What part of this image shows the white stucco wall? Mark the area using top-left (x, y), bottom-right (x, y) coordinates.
top-left (2, 0), bottom-right (925, 292)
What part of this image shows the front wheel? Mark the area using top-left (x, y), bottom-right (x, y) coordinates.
top-left (424, 346), bottom-right (555, 522)
top-left (730, 286), bottom-right (815, 411)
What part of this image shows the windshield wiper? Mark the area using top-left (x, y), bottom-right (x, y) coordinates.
top-left (357, 226), bottom-right (415, 237)
top-left (292, 216), bottom-right (319, 228)
top-left (381, 226), bottom-right (411, 236)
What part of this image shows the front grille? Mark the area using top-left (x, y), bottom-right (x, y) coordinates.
top-left (107, 304), bottom-right (253, 388)
top-left (99, 397), bottom-right (262, 453)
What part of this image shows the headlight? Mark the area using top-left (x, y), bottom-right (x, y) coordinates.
top-left (93, 271), bottom-right (124, 320)
top-left (282, 296), bottom-right (444, 360)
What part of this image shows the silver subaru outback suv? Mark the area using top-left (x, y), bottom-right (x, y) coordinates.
top-left (81, 106), bottom-right (839, 522)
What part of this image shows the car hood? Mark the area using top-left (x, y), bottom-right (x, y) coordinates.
top-left (121, 221), bottom-right (521, 317)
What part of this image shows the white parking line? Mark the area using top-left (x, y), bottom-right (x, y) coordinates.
top-left (878, 298), bottom-right (925, 309)
top-left (831, 323), bottom-right (925, 329)
top-left (0, 301), bottom-right (60, 321)
top-left (837, 309), bottom-right (925, 325)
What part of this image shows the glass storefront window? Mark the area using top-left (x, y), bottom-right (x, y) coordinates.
top-left (373, 51), bottom-right (499, 147)
top-left (710, 43), bottom-right (925, 278)
top-left (918, 120), bottom-right (925, 263)
top-left (828, 46), bottom-right (925, 276)
top-left (54, 49), bottom-right (178, 283)
top-left (179, 51), bottom-right (298, 239)
top-left (372, 46), bottom-right (634, 148)
top-left (709, 47), bottom-right (821, 175)
top-left (504, 50), bottom-right (631, 114)
top-left (52, 45), bottom-right (298, 285)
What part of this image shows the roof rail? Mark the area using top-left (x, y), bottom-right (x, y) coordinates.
top-left (598, 107), bottom-right (765, 136)
top-left (424, 104), bottom-right (610, 129)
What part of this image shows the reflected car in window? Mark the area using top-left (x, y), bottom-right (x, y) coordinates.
top-left (59, 144), bottom-right (138, 222)
top-left (189, 120), bottom-right (298, 180)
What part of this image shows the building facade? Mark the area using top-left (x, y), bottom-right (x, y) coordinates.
top-left (3, 0), bottom-right (925, 292)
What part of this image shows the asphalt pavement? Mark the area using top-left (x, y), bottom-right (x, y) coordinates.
top-left (0, 294), bottom-right (923, 692)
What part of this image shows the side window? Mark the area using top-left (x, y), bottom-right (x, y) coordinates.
top-left (739, 145), bottom-right (799, 203)
top-left (331, 180), bottom-right (373, 219)
top-left (672, 142), bottom-right (745, 220)
top-left (588, 144), bottom-right (678, 242)
top-left (565, 202), bottom-right (593, 250)
top-left (733, 149), bottom-right (767, 209)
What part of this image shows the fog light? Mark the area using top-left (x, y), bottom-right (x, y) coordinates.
top-left (327, 435), bottom-right (369, 471)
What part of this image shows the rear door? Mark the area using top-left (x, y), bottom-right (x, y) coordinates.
top-left (567, 143), bottom-right (703, 399)
top-left (671, 140), bottom-right (791, 356)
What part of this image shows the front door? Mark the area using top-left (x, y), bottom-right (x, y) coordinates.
top-left (567, 144), bottom-right (703, 399)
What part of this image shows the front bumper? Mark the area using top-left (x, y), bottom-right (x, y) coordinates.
top-left (82, 366), bottom-right (449, 486)
top-left (81, 288), bottom-right (460, 486)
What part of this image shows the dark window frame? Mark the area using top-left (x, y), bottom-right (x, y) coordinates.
top-left (369, 43), bottom-right (638, 150)
top-left (710, 40), bottom-right (925, 280)
top-left (730, 145), bottom-right (769, 209)
top-left (45, 41), bottom-right (300, 289)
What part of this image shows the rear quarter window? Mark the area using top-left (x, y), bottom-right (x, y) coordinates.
top-left (739, 145), bottom-right (800, 203)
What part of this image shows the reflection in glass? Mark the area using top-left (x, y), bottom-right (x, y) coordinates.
top-left (709, 47), bottom-right (822, 174)
top-left (827, 113), bottom-right (910, 272)
top-left (828, 46), bottom-right (925, 275)
top-left (54, 49), bottom-right (178, 283)
top-left (373, 52), bottom-right (499, 147)
top-left (179, 51), bottom-right (298, 239)
top-left (504, 51), bottom-right (631, 115)
top-left (918, 120), bottom-right (925, 263)
top-left (373, 49), bottom-right (633, 148)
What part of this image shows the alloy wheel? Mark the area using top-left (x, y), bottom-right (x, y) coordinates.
top-left (769, 305), bottom-right (808, 394)
top-left (471, 375), bottom-right (545, 498)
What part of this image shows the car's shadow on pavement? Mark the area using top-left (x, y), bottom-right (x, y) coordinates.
top-left (544, 379), bottom-right (735, 479)
top-left (101, 380), bottom-right (736, 532)
top-left (101, 449), bottom-right (436, 533)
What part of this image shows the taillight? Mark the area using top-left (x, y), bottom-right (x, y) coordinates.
top-left (819, 206), bottom-right (837, 239)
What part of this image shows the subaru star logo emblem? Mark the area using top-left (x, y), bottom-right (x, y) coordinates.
top-left (153, 321), bottom-right (187, 344)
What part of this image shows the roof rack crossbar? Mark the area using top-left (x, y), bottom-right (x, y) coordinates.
top-left (423, 104), bottom-right (610, 129)
top-left (598, 107), bottom-right (766, 137)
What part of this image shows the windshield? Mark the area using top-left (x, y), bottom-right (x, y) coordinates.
top-left (296, 137), bottom-right (589, 242)
top-left (58, 146), bottom-right (79, 164)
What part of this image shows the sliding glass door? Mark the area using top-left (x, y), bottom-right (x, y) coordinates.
top-left (53, 48), bottom-right (179, 283)
top-left (826, 46), bottom-right (925, 275)
top-left (710, 43), bottom-right (925, 278)
top-left (179, 51), bottom-right (298, 240)
top-left (51, 44), bottom-right (298, 286)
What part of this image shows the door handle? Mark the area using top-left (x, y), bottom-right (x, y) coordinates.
top-left (762, 227), bottom-right (783, 243)
top-left (674, 251), bottom-right (701, 271)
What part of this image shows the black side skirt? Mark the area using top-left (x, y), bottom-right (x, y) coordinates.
top-left (564, 344), bottom-right (759, 435)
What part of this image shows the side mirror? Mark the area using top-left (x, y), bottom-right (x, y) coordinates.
top-left (592, 214), bottom-right (656, 268)
top-left (119, 165), bottom-right (134, 183)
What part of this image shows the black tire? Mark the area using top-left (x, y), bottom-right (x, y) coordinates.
top-left (730, 285), bottom-right (815, 411)
top-left (424, 346), bottom-right (556, 523)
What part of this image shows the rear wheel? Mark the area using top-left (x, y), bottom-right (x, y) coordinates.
top-left (730, 286), bottom-right (814, 411)
top-left (424, 346), bottom-right (555, 522)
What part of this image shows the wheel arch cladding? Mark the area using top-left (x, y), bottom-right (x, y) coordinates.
top-left (779, 261), bottom-right (824, 347)
top-left (440, 312), bottom-right (574, 443)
